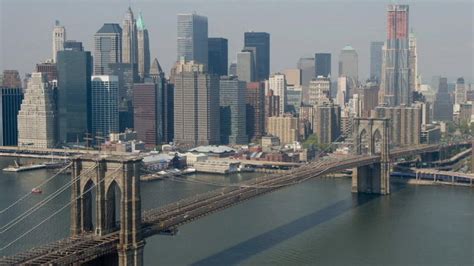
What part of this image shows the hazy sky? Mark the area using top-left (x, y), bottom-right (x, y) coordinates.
top-left (1, 0), bottom-right (473, 83)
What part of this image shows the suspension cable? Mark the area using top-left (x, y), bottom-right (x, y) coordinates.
top-left (0, 162), bottom-right (72, 214)
top-left (0, 164), bottom-right (98, 234)
top-left (0, 167), bottom-right (121, 253)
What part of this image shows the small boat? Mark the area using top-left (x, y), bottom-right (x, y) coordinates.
top-left (182, 168), bottom-right (196, 174)
top-left (31, 187), bottom-right (42, 194)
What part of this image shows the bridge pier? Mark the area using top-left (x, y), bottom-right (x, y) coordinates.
top-left (70, 156), bottom-right (145, 266)
top-left (352, 118), bottom-right (390, 195)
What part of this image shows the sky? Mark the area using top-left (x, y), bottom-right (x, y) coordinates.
top-left (0, 0), bottom-right (473, 83)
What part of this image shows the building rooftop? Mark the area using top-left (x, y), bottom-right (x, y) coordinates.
top-left (96, 23), bottom-right (122, 34)
top-left (189, 145), bottom-right (236, 154)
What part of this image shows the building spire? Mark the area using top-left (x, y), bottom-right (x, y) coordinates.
top-left (137, 11), bottom-right (146, 30)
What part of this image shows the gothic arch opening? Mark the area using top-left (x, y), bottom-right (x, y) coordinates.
top-left (105, 180), bottom-right (121, 231)
top-left (373, 129), bottom-right (382, 154)
top-left (359, 129), bottom-right (369, 155)
top-left (82, 179), bottom-right (96, 232)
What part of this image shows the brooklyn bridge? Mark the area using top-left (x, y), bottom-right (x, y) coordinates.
top-left (0, 119), bottom-right (472, 265)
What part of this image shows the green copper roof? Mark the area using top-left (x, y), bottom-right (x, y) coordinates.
top-left (137, 12), bottom-right (146, 30)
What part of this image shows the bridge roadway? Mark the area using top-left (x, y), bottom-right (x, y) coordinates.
top-left (0, 143), bottom-right (467, 265)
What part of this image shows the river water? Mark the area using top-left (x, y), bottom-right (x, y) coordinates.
top-left (0, 157), bottom-right (473, 265)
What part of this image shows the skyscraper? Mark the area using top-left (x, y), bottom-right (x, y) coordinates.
top-left (36, 62), bottom-right (57, 83)
top-left (409, 30), bottom-right (419, 92)
top-left (64, 40), bottom-right (83, 51)
top-left (2, 70), bottom-right (21, 88)
top-left (433, 77), bottom-right (453, 122)
top-left (237, 50), bottom-right (255, 82)
top-left (268, 73), bottom-right (286, 114)
top-left (315, 53), bottom-right (331, 78)
top-left (338, 46), bottom-right (358, 83)
top-left (246, 82), bottom-right (265, 141)
top-left (0, 88), bottom-right (23, 146)
top-left (18, 73), bottom-right (57, 148)
top-left (52, 20), bottom-right (66, 63)
top-left (133, 82), bottom-right (162, 148)
top-left (455, 77), bottom-right (467, 105)
top-left (122, 7), bottom-right (138, 65)
top-left (219, 76), bottom-right (247, 145)
top-left (91, 76), bottom-right (119, 139)
top-left (308, 76), bottom-right (331, 106)
top-left (94, 23), bottom-right (122, 75)
top-left (137, 12), bottom-right (150, 80)
top-left (208, 38), bottom-right (228, 76)
top-left (381, 4), bottom-right (410, 106)
top-left (57, 49), bottom-right (93, 143)
top-left (177, 13), bottom-right (208, 66)
top-left (370, 41), bottom-right (384, 82)
top-left (150, 58), bottom-right (173, 144)
top-left (244, 32), bottom-right (270, 80)
top-left (297, 57), bottom-right (315, 104)
top-left (173, 59), bottom-right (219, 147)
top-left (314, 103), bottom-right (341, 145)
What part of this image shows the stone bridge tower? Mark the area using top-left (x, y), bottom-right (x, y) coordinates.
top-left (70, 155), bottom-right (144, 266)
top-left (352, 118), bottom-right (391, 194)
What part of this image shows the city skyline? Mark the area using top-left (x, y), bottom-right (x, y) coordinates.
top-left (1, 0), bottom-right (472, 83)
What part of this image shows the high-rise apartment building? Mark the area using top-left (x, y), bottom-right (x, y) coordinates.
top-left (284, 69), bottom-right (302, 87)
top-left (381, 4), bottom-right (410, 106)
top-left (137, 12), bottom-right (150, 80)
top-left (18, 73), bottom-right (57, 148)
top-left (267, 116), bottom-right (299, 145)
top-left (52, 20), bottom-right (66, 63)
top-left (265, 89), bottom-right (280, 132)
top-left (244, 32), bottom-right (270, 80)
top-left (0, 88), bottom-right (23, 146)
top-left (246, 82), bottom-right (265, 142)
top-left (268, 73), bottom-right (286, 114)
top-left (338, 46), bottom-right (358, 83)
top-left (122, 7), bottom-right (138, 65)
top-left (133, 82), bottom-right (162, 148)
top-left (219, 76), bottom-right (247, 145)
top-left (57, 49), bottom-right (92, 143)
top-left (308, 76), bottom-right (331, 106)
top-left (315, 53), bottom-right (331, 78)
top-left (177, 13), bottom-right (208, 66)
top-left (433, 77), bottom-right (453, 121)
top-left (355, 82), bottom-right (379, 118)
top-left (94, 23), bottom-right (122, 75)
top-left (91, 76), bottom-right (119, 139)
top-left (208, 38), bottom-right (228, 76)
top-left (370, 41), bottom-right (384, 82)
top-left (173, 59), bottom-right (219, 147)
top-left (373, 105), bottom-right (422, 146)
top-left (314, 103), bottom-right (341, 145)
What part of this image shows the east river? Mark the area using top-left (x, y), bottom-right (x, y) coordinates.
top-left (0, 157), bottom-right (473, 265)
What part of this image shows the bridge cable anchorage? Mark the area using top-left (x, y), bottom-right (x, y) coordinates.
top-left (0, 167), bottom-right (121, 253)
top-left (0, 164), bottom-right (98, 234)
top-left (0, 162), bottom-right (73, 214)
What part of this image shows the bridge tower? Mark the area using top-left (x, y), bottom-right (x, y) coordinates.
top-left (352, 118), bottom-right (391, 194)
top-left (70, 155), bottom-right (144, 266)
